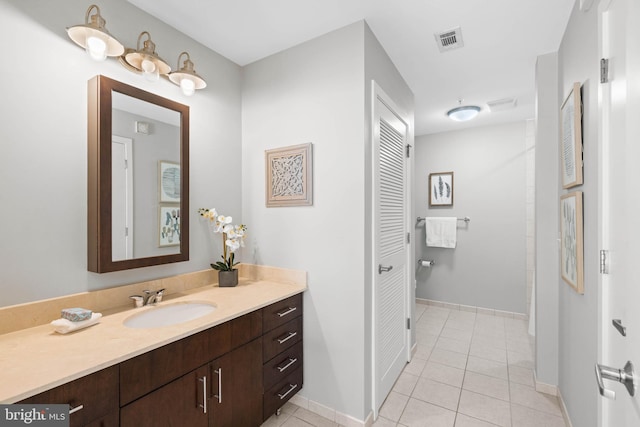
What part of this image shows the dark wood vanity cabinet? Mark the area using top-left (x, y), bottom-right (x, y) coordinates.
top-left (209, 338), bottom-right (263, 427)
top-left (19, 365), bottom-right (119, 427)
top-left (261, 293), bottom-right (304, 421)
top-left (120, 310), bottom-right (263, 427)
top-left (18, 292), bottom-right (303, 427)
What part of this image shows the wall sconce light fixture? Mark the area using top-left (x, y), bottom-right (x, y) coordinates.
top-left (66, 4), bottom-right (124, 61)
top-left (122, 31), bottom-right (171, 82)
top-left (168, 52), bottom-right (207, 96)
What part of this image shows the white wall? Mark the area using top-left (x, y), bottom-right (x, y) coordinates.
top-left (414, 122), bottom-right (527, 314)
top-left (242, 20), bottom-right (413, 422)
top-left (534, 52), bottom-right (560, 388)
top-left (557, 2), bottom-right (600, 426)
top-left (242, 22), bottom-right (367, 421)
top-left (0, 0), bottom-right (242, 307)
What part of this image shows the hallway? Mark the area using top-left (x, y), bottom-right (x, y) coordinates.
top-left (374, 303), bottom-right (566, 426)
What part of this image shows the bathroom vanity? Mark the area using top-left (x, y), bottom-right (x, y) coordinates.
top-left (2, 266), bottom-right (305, 427)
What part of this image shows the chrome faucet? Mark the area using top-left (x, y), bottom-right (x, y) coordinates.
top-left (144, 289), bottom-right (165, 305)
top-left (129, 289), bottom-right (165, 307)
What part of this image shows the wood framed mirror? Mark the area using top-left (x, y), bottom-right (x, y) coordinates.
top-left (88, 75), bottom-right (189, 273)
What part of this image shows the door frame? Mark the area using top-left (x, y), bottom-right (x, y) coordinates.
top-left (370, 80), bottom-right (414, 419)
top-left (112, 134), bottom-right (134, 260)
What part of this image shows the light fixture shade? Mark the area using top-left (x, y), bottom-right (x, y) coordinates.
top-left (169, 52), bottom-right (207, 95)
top-left (66, 5), bottom-right (124, 58)
top-left (447, 105), bottom-right (481, 121)
top-left (123, 31), bottom-right (171, 76)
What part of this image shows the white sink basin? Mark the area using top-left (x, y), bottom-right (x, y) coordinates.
top-left (123, 302), bottom-right (217, 328)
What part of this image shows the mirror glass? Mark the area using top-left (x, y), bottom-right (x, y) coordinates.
top-left (88, 75), bottom-right (189, 273)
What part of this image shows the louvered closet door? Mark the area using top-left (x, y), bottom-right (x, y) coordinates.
top-left (373, 90), bottom-right (408, 413)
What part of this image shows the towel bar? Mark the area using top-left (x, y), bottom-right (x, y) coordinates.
top-left (416, 216), bottom-right (470, 224)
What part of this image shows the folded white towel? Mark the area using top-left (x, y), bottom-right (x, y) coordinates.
top-left (51, 313), bottom-right (102, 334)
top-left (425, 217), bottom-right (457, 248)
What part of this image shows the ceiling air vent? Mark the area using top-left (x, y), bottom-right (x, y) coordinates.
top-left (435, 27), bottom-right (464, 52)
top-left (487, 97), bottom-right (518, 112)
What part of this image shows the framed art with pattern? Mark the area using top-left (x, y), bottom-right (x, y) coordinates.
top-left (265, 143), bottom-right (313, 207)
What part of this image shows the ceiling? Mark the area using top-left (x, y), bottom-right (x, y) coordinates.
top-left (128, 0), bottom-right (575, 136)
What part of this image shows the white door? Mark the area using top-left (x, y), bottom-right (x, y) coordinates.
top-left (372, 82), bottom-right (410, 415)
top-left (597, 0), bottom-right (640, 424)
top-left (112, 135), bottom-right (134, 261)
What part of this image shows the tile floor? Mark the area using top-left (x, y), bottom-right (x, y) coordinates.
top-left (261, 303), bottom-right (567, 427)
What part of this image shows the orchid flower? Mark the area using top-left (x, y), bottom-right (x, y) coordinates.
top-left (198, 208), bottom-right (247, 271)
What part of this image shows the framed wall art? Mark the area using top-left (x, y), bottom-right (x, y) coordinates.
top-left (159, 160), bottom-right (181, 203)
top-left (265, 143), bottom-right (313, 207)
top-left (560, 191), bottom-right (584, 294)
top-left (159, 204), bottom-right (180, 247)
top-left (429, 172), bottom-right (454, 206)
top-left (560, 82), bottom-right (583, 189)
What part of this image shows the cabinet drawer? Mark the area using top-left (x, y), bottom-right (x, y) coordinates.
top-left (263, 317), bottom-right (302, 362)
top-left (263, 341), bottom-right (303, 391)
top-left (19, 365), bottom-right (119, 427)
top-left (263, 293), bottom-right (302, 332)
top-left (263, 366), bottom-right (303, 421)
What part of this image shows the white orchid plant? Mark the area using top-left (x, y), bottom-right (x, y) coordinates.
top-left (198, 208), bottom-right (247, 271)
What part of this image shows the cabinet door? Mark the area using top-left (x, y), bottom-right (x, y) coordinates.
top-left (210, 338), bottom-right (263, 427)
top-left (120, 324), bottom-right (230, 406)
top-left (120, 365), bottom-right (208, 427)
top-left (19, 365), bottom-right (118, 427)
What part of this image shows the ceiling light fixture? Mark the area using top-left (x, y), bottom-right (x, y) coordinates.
top-left (169, 52), bottom-right (207, 96)
top-left (447, 100), bottom-right (480, 122)
top-left (123, 31), bottom-right (171, 82)
top-left (66, 4), bottom-right (124, 61)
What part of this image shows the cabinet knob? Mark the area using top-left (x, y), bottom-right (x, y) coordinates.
top-left (213, 368), bottom-right (223, 404)
top-left (276, 331), bottom-right (297, 344)
top-left (68, 404), bottom-right (84, 415)
top-left (276, 307), bottom-right (297, 318)
top-left (277, 383), bottom-right (298, 400)
top-left (198, 376), bottom-right (207, 414)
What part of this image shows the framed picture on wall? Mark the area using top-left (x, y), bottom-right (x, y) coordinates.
top-left (159, 161), bottom-right (181, 203)
top-left (429, 172), bottom-right (454, 206)
top-left (265, 143), bottom-right (313, 207)
top-left (560, 82), bottom-right (583, 189)
top-left (560, 191), bottom-right (584, 294)
top-left (159, 204), bottom-right (180, 247)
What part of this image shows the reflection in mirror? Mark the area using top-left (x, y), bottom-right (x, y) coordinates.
top-left (88, 75), bottom-right (189, 273)
top-left (111, 92), bottom-right (181, 260)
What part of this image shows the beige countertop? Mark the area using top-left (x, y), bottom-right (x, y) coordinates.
top-left (0, 277), bottom-right (306, 403)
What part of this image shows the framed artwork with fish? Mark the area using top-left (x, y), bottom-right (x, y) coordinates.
top-left (429, 172), bottom-right (454, 206)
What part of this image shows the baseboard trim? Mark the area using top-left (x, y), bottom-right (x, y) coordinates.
top-left (289, 395), bottom-right (372, 427)
top-left (416, 298), bottom-right (528, 320)
top-left (535, 380), bottom-right (558, 396)
top-left (532, 373), bottom-right (573, 425)
top-left (557, 388), bottom-right (574, 427)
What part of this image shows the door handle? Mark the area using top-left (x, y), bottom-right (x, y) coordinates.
top-left (612, 319), bottom-right (627, 337)
top-left (595, 360), bottom-right (636, 399)
top-left (378, 264), bottom-right (393, 274)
